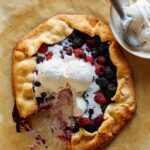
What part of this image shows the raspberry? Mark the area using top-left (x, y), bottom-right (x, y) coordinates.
top-left (73, 48), bottom-right (86, 58)
top-left (94, 114), bottom-right (104, 126)
top-left (79, 117), bottom-right (90, 127)
top-left (86, 39), bottom-right (96, 47)
top-left (96, 56), bottom-right (106, 65)
top-left (95, 77), bottom-right (108, 89)
top-left (95, 64), bottom-right (104, 75)
top-left (46, 51), bottom-right (53, 60)
top-left (38, 43), bottom-right (48, 53)
top-left (94, 92), bottom-right (107, 105)
top-left (85, 56), bottom-right (94, 65)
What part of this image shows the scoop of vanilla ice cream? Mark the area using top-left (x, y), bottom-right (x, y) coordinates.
top-left (124, 0), bottom-right (150, 52)
top-left (37, 56), bottom-right (96, 93)
top-left (138, 27), bottom-right (150, 50)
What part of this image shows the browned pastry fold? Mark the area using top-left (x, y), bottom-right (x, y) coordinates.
top-left (12, 14), bottom-right (136, 150)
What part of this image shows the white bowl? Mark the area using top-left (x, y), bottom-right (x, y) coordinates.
top-left (109, 0), bottom-right (150, 59)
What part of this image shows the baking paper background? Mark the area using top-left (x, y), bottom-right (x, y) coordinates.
top-left (1, 0), bottom-right (150, 149)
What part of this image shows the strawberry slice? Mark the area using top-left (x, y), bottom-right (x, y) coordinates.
top-left (46, 51), bottom-right (53, 60)
top-left (85, 56), bottom-right (94, 65)
top-left (94, 114), bottom-right (104, 126)
top-left (38, 43), bottom-right (48, 53)
top-left (95, 64), bottom-right (104, 75)
top-left (79, 117), bottom-right (90, 127)
top-left (73, 48), bottom-right (86, 58)
top-left (94, 92), bottom-right (107, 105)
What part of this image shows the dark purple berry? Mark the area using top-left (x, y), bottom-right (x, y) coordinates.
top-left (105, 83), bottom-right (117, 98)
top-left (104, 66), bottom-right (114, 79)
top-left (68, 32), bottom-right (76, 42)
top-left (88, 109), bottom-right (94, 118)
top-left (72, 37), bottom-right (84, 48)
top-left (91, 48), bottom-right (99, 58)
top-left (84, 125), bottom-right (97, 133)
top-left (95, 77), bottom-right (108, 89)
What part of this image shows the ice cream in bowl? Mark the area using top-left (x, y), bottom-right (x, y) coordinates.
top-left (110, 0), bottom-right (150, 58)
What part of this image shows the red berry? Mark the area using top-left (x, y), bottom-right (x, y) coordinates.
top-left (85, 56), bottom-right (94, 65)
top-left (86, 39), bottom-right (96, 47)
top-left (46, 51), bottom-right (53, 60)
top-left (95, 64), bottom-right (104, 75)
top-left (38, 43), bottom-right (48, 53)
top-left (94, 114), bottom-right (104, 126)
top-left (73, 48), bottom-right (86, 58)
top-left (94, 92), bottom-right (106, 105)
top-left (79, 117), bottom-right (90, 127)
top-left (65, 47), bottom-right (72, 56)
top-left (96, 56), bottom-right (106, 65)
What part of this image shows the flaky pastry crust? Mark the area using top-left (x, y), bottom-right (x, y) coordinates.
top-left (12, 15), bottom-right (136, 150)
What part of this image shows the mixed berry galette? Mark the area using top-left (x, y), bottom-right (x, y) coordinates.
top-left (12, 15), bottom-right (136, 150)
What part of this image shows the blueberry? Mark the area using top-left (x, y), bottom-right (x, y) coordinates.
top-left (36, 56), bottom-right (45, 64)
top-left (99, 42), bottom-right (109, 51)
top-left (72, 37), bottom-right (84, 48)
top-left (68, 32), bottom-right (76, 42)
top-left (36, 97), bottom-right (44, 105)
top-left (105, 83), bottom-right (117, 99)
top-left (34, 81), bottom-right (41, 87)
top-left (104, 66), bottom-right (114, 79)
top-left (96, 42), bottom-right (109, 56)
top-left (95, 77), bottom-right (108, 89)
top-left (88, 109), bottom-right (94, 118)
top-left (41, 92), bottom-right (47, 98)
top-left (84, 125), bottom-right (97, 133)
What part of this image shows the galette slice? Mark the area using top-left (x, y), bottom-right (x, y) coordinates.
top-left (12, 15), bottom-right (136, 150)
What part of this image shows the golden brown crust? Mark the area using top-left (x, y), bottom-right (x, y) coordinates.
top-left (12, 14), bottom-right (136, 149)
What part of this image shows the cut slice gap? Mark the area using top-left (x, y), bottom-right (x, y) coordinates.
top-left (28, 88), bottom-right (74, 149)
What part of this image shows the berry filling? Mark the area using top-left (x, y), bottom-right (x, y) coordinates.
top-left (13, 30), bottom-right (117, 146)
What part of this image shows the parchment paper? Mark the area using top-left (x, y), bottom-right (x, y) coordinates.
top-left (1, 0), bottom-right (150, 150)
